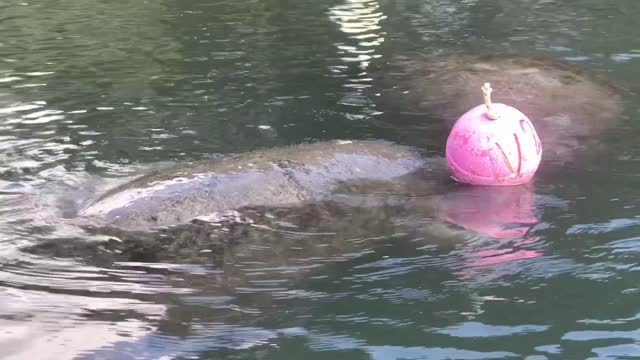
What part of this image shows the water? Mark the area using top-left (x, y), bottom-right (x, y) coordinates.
top-left (1, 0), bottom-right (640, 358)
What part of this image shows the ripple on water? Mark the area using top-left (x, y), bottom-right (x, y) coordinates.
top-left (356, 287), bottom-right (445, 304)
top-left (590, 344), bottom-right (640, 359)
top-left (0, 286), bottom-right (164, 359)
top-left (75, 325), bottom-right (308, 359)
top-left (306, 332), bottom-right (519, 359)
top-left (566, 218), bottom-right (640, 235)
top-left (0, 257), bottom-right (196, 295)
top-left (436, 322), bottom-right (550, 338)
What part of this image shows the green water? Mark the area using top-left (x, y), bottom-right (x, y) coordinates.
top-left (1, 0), bottom-right (640, 359)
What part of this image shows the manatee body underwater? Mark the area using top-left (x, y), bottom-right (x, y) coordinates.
top-left (26, 139), bottom-right (457, 276)
top-left (368, 53), bottom-right (628, 164)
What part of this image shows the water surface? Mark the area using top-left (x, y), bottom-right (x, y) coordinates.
top-left (1, 0), bottom-right (640, 359)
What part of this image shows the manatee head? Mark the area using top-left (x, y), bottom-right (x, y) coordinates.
top-left (371, 53), bottom-right (629, 166)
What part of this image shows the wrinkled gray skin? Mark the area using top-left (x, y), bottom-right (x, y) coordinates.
top-left (369, 53), bottom-right (628, 163)
top-left (80, 140), bottom-right (447, 231)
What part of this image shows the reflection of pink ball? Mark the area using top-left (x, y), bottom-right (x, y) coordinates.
top-left (446, 103), bottom-right (542, 186)
top-left (438, 185), bottom-right (539, 239)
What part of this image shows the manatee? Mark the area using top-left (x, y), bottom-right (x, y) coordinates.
top-left (80, 140), bottom-right (448, 231)
top-left (369, 53), bottom-right (628, 163)
top-left (80, 54), bottom-right (628, 231)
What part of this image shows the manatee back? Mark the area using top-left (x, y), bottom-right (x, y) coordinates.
top-left (80, 140), bottom-right (427, 230)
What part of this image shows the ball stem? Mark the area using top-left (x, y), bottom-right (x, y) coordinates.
top-left (481, 82), bottom-right (499, 120)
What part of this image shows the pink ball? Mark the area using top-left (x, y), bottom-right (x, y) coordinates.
top-left (445, 103), bottom-right (542, 186)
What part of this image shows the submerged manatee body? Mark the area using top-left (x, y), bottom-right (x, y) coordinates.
top-left (81, 140), bottom-right (444, 230)
top-left (370, 53), bottom-right (627, 163)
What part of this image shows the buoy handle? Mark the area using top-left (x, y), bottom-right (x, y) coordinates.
top-left (481, 82), bottom-right (499, 120)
